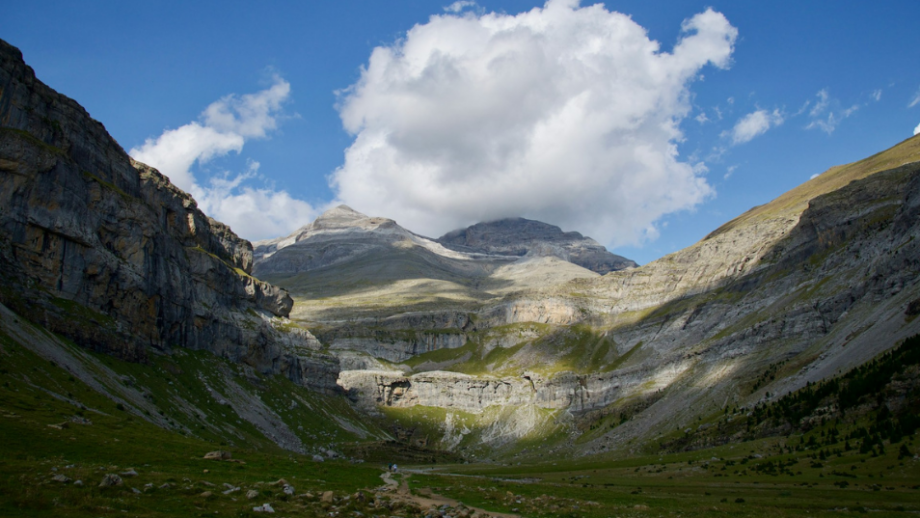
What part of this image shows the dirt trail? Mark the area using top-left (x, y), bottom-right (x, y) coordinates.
top-left (379, 471), bottom-right (520, 518)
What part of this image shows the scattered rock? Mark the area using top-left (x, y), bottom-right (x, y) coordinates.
top-left (99, 474), bottom-right (123, 488)
top-left (120, 468), bottom-right (138, 477)
top-left (283, 484), bottom-right (295, 495)
top-left (204, 450), bottom-right (232, 461)
top-left (223, 486), bottom-right (241, 495)
top-left (51, 474), bottom-right (72, 483)
top-left (131, 487), bottom-right (141, 494)
top-left (246, 489), bottom-right (260, 499)
top-left (201, 481), bottom-right (216, 487)
top-left (269, 478), bottom-right (289, 486)
top-left (253, 503), bottom-right (275, 513)
top-left (73, 480), bottom-right (83, 487)
top-left (322, 491), bottom-right (335, 503)
top-left (312, 455), bottom-right (325, 463)
top-left (633, 504), bottom-right (649, 510)
top-left (200, 491), bottom-right (213, 498)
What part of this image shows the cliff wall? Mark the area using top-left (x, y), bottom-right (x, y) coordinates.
top-left (0, 39), bottom-right (338, 392)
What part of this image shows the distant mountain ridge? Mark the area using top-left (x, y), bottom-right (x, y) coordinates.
top-left (253, 207), bottom-right (635, 277)
top-left (437, 217), bottom-right (637, 274)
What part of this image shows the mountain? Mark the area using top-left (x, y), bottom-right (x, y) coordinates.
top-left (253, 204), bottom-right (489, 276)
top-left (252, 206), bottom-right (603, 327)
top-left (437, 217), bottom-right (637, 274)
top-left (285, 135), bottom-right (920, 458)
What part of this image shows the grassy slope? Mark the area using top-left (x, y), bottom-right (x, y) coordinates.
top-left (0, 330), bottom-right (390, 516)
top-left (706, 133), bottom-right (920, 240)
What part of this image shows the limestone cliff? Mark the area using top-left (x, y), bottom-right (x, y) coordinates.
top-left (0, 39), bottom-right (337, 392)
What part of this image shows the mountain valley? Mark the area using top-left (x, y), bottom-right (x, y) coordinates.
top-left (1, 36), bottom-right (920, 516)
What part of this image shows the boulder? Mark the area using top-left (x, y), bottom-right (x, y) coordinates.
top-left (204, 450), bottom-right (231, 461)
top-left (99, 474), bottom-right (123, 488)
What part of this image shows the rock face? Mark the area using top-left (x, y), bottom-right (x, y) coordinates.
top-left (0, 39), bottom-right (336, 392)
top-left (437, 217), bottom-right (637, 274)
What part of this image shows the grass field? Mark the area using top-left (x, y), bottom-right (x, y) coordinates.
top-left (407, 438), bottom-right (920, 517)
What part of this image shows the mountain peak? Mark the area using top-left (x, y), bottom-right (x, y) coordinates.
top-left (437, 217), bottom-right (636, 274)
top-left (315, 204), bottom-right (366, 222)
top-left (312, 204), bottom-right (379, 231)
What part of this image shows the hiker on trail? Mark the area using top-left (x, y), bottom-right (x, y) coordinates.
top-left (392, 464), bottom-right (398, 473)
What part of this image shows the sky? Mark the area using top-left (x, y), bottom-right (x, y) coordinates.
top-left (4, 1), bottom-right (920, 265)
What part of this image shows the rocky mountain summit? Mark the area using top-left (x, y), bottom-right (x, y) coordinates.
top-left (437, 217), bottom-right (637, 274)
top-left (253, 204), bottom-right (476, 276)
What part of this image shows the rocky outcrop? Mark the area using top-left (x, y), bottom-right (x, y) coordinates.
top-left (0, 39), bottom-right (338, 392)
top-left (438, 217), bottom-right (637, 274)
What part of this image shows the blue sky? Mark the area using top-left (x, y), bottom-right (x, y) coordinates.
top-left (4, 1), bottom-right (920, 265)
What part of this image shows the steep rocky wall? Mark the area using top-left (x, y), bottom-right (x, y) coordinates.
top-left (0, 39), bottom-right (338, 392)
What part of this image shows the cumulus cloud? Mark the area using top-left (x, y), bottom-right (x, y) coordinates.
top-left (728, 109), bottom-right (784, 145)
top-left (914, 122), bottom-right (920, 136)
top-left (130, 77), bottom-right (318, 241)
top-left (331, 1), bottom-right (738, 247)
top-left (806, 89), bottom-right (858, 134)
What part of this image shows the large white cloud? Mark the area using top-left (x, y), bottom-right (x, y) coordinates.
top-left (130, 77), bottom-right (318, 241)
top-left (331, 1), bottom-right (737, 246)
top-left (729, 109), bottom-right (784, 145)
